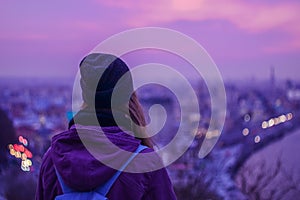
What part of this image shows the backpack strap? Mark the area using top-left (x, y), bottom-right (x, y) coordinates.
top-left (95, 144), bottom-right (148, 196)
top-left (54, 144), bottom-right (148, 196)
top-left (55, 167), bottom-right (75, 194)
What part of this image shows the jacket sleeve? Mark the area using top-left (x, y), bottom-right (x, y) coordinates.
top-left (142, 167), bottom-right (177, 200)
top-left (35, 148), bottom-right (61, 200)
top-left (35, 164), bottom-right (44, 200)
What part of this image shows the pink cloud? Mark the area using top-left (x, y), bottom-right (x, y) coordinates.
top-left (96, 0), bottom-right (300, 52)
top-left (97, 0), bottom-right (299, 32)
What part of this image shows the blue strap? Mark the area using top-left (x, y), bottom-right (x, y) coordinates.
top-left (96, 144), bottom-right (148, 196)
top-left (55, 144), bottom-right (148, 196)
top-left (55, 167), bottom-right (75, 193)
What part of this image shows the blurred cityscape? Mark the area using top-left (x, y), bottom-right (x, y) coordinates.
top-left (0, 73), bottom-right (300, 200)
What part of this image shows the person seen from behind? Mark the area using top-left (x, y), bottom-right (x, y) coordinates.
top-left (36, 53), bottom-right (177, 200)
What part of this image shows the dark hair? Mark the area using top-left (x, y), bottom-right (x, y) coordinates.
top-left (128, 92), bottom-right (154, 148)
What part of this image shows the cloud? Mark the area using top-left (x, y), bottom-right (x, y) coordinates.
top-left (97, 0), bottom-right (299, 32)
top-left (96, 0), bottom-right (300, 52)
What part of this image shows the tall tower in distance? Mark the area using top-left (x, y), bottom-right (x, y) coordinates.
top-left (270, 65), bottom-right (275, 99)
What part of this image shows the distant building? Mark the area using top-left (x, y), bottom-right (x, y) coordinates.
top-left (287, 88), bottom-right (300, 101)
top-left (270, 66), bottom-right (275, 99)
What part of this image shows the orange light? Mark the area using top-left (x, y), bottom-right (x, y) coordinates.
top-left (262, 121), bottom-right (268, 129)
top-left (242, 128), bottom-right (249, 136)
top-left (10, 149), bottom-right (16, 156)
top-left (15, 151), bottom-right (21, 158)
top-left (268, 119), bottom-right (275, 127)
top-left (279, 115), bottom-right (287, 123)
top-left (286, 113), bottom-right (293, 120)
top-left (254, 136), bottom-right (261, 143)
top-left (21, 153), bottom-right (27, 161)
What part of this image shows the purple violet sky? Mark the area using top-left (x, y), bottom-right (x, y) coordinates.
top-left (1, 0), bottom-right (300, 81)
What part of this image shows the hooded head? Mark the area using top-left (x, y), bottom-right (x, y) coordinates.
top-left (80, 53), bottom-right (134, 110)
top-left (75, 53), bottom-right (153, 148)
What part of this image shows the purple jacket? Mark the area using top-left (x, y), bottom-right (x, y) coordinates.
top-left (36, 125), bottom-right (177, 200)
